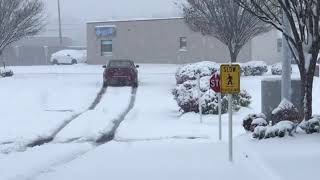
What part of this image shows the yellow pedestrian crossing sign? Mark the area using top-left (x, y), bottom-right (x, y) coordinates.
top-left (220, 64), bottom-right (240, 94)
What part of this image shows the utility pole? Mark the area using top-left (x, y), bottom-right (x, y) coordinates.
top-left (57, 0), bottom-right (63, 46)
top-left (281, 6), bottom-right (291, 101)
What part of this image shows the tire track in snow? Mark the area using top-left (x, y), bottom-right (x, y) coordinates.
top-left (25, 87), bottom-right (138, 180)
top-left (95, 87), bottom-right (137, 144)
top-left (27, 86), bottom-right (107, 148)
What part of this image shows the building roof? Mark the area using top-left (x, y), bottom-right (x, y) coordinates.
top-left (86, 17), bottom-right (184, 24)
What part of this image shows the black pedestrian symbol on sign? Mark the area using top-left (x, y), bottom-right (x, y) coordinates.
top-left (227, 74), bottom-right (233, 85)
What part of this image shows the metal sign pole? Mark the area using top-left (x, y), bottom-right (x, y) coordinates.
top-left (220, 64), bottom-right (239, 162)
top-left (197, 74), bottom-right (203, 123)
top-left (218, 92), bottom-right (222, 140)
top-left (228, 94), bottom-right (233, 162)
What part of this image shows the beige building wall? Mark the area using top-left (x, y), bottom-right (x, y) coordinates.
top-left (251, 29), bottom-right (282, 64)
top-left (87, 18), bottom-right (252, 65)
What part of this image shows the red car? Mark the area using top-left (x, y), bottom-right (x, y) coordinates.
top-left (103, 59), bottom-right (139, 87)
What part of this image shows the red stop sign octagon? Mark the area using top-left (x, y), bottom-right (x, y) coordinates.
top-left (210, 73), bottom-right (221, 93)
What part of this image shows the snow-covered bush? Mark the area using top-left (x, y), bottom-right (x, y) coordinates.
top-left (241, 61), bottom-right (268, 76)
top-left (200, 90), bottom-right (229, 114)
top-left (233, 90), bottom-right (252, 107)
top-left (172, 81), bottom-right (199, 113)
top-left (242, 113), bottom-right (267, 132)
top-left (172, 77), bottom-right (252, 114)
top-left (175, 61), bottom-right (218, 84)
top-left (0, 68), bottom-right (13, 77)
top-left (253, 121), bottom-right (296, 139)
top-left (271, 63), bottom-right (282, 75)
top-left (299, 116), bottom-right (320, 134)
top-left (271, 99), bottom-right (302, 124)
top-left (271, 62), bottom-right (292, 75)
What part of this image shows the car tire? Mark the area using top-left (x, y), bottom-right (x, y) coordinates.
top-left (52, 59), bottom-right (59, 65)
top-left (103, 80), bottom-right (108, 88)
top-left (133, 81), bottom-right (138, 88)
top-left (71, 59), bottom-right (77, 65)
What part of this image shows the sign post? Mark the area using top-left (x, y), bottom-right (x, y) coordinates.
top-left (210, 73), bottom-right (222, 140)
top-left (220, 64), bottom-right (241, 162)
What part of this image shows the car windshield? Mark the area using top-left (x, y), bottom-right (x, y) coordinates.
top-left (109, 61), bottom-right (132, 67)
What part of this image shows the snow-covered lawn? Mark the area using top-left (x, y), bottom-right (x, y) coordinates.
top-left (0, 65), bottom-right (102, 152)
top-left (0, 64), bottom-right (320, 180)
top-left (116, 65), bottom-right (263, 141)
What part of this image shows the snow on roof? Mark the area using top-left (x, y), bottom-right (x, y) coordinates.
top-left (87, 17), bottom-right (184, 24)
top-left (95, 25), bottom-right (117, 28)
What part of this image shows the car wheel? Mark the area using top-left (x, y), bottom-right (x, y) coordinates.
top-left (103, 80), bottom-right (108, 88)
top-left (133, 81), bottom-right (138, 88)
top-left (52, 59), bottom-right (59, 65)
top-left (71, 59), bottom-right (77, 65)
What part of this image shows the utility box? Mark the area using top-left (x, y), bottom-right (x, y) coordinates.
top-left (261, 77), bottom-right (303, 121)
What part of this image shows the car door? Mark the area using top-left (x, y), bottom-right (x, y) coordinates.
top-left (58, 54), bottom-right (68, 64)
top-left (66, 54), bottom-right (73, 64)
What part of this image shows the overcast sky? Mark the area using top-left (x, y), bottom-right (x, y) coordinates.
top-left (45, 0), bottom-right (182, 21)
top-left (42, 0), bottom-right (183, 45)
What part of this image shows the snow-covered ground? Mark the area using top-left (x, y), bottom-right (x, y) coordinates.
top-left (0, 64), bottom-right (320, 180)
top-left (0, 65), bottom-right (102, 152)
top-left (55, 87), bottom-right (133, 143)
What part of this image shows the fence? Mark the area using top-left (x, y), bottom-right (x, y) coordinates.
top-left (2, 46), bottom-right (86, 66)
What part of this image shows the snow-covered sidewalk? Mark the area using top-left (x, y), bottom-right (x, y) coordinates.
top-left (33, 139), bottom-right (264, 180)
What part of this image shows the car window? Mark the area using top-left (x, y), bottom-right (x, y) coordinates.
top-left (109, 61), bottom-right (132, 67)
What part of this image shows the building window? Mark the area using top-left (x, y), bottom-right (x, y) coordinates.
top-left (277, 38), bottom-right (282, 52)
top-left (101, 40), bottom-right (112, 56)
top-left (179, 37), bottom-right (187, 50)
top-left (95, 25), bottom-right (116, 37)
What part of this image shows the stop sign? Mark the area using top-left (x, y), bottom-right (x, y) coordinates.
top-left (210, 73), bottom-right (221, 93)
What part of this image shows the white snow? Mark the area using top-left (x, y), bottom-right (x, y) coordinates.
top-left (54, 87), bottom-right (132, 142)
top-left (0, 65), bottom-right (102, 152)
top-left (0, 64), bottom-right (320, 180)
top-left (252, 117), bottom-right (268, 126)
top-left (0, 143), bottom-right (93, 180)
top-left (116, 65), bottom-right (259, 141)
top-left (272, 98), bottom-right (296, 115)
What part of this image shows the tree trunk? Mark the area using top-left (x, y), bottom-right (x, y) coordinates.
top-left (229, 48), bottom-right (239, 63)
top-left (305, 73), bottom-right (313, 120)
top-left (299, 69), bottom-right (306, 119)
top-left (230, 52), bottom-right (237, 63)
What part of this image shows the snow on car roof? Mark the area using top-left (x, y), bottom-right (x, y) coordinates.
top-left (52, 49), bottom-right (86, 58)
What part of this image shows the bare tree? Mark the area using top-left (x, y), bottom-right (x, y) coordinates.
top-left (236, 0), bottom-right (320, 120)
top-left (183, 0), bottom-right (270, 63)
top-left (0, 0), bottom-right (44, 57)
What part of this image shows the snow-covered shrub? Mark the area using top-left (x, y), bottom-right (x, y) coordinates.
top-left (175, 61), bottom-right (218, 84)
top-left (172, 81), bottom-right (199, 113)
top-left (0, 68), bottom-right (13, 77)
top-left (233, 90), bottom-right (252, 108)
top-left (200, 90), bottom-right (229, 114)
top-left (271, 99), bottom-right (302, 124)
top-left (241, 61), bottom-right (268, 76)
top-left (172, 76), bottom-right (252, 114)
top-left (299, 116), bottom-right (320, 134)
top-left (271, 62), bottom-right (292, 75)
top-left (242, 113), bottom-right (267, 132)
top-left (253, 121), bottom-right (296, 139)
